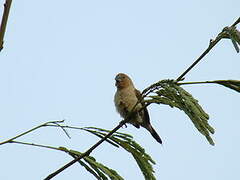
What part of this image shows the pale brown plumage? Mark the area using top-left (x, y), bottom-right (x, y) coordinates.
top-left (114, 73), bottom-right (162, 144)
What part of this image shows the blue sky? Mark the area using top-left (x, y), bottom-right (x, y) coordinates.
top-left (0, 0), bottom-right (239, 179)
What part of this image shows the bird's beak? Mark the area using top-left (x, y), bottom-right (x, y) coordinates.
top-left (115, 77), bottom-right (121, 83)
top-left (115, 77), bottom-right (122, 87)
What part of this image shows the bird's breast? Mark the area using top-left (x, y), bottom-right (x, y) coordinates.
top-left (114, 87), bottom-right (141, 117)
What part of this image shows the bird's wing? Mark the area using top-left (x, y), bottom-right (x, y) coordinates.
top-left (135, 89), bottom-right (162, 144)
top-left (134, 89), bottom-right (150, 124)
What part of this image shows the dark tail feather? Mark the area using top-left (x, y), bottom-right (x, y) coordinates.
top-left (147, 125), bottom-right (162, 144)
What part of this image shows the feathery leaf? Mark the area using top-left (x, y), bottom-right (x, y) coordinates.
top-left (222, 26), bottom-right (240, 53)
top-left (144, 80), bottom-right (215, 145)
top-left (83, 127), bottom-right (157, 179)
top-left (213, 80), bottom-right (240, 93)
top-left (59, 147), bottom-right (124, 180)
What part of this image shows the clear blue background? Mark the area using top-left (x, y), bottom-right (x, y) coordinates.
top-left (0, 0), bottom-right (239, 179)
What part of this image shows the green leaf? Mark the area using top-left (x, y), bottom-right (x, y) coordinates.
top-left (59, 147), bottom-right (124, 180)
top-left (84, 156), bottom-right (123, 180)
top-left (110, 137), bottom-right (156, 180)
top-left (222, 26), bottom-right (240, 53)
top-left (83, 127), bottom-right (157, 179)
top-left (77, 159), bottom-right (102, 180)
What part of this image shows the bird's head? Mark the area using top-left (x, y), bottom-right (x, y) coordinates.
top-left (115, 73), bottom-right (134, 89)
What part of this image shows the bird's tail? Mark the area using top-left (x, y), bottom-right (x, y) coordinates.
top-left (146, 125), bottom-right (162, 144)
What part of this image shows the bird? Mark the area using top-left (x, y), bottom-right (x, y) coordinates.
top-left (114, 73), bottom-right (162, 144)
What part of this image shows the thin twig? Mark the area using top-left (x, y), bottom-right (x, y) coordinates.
top-left (178, 80), bottom-right (240, 93)
top-left (0, 0), bottom-right (12, 51)
top-left (11, 140), bottom-right (87, 171)
top-left (0, 120), bottom-right (64, 145)
top-left (10, 140), bottom-right (83, 159)
top-left (176, 17), bottom-right (240, 82)
top-left (177, 81), bottom-right (217, 86)
top-left (176, 37), bottom-right (222, 82)
top-left (51, 121), bottom-right (71, 139)
top-left (46, 124), bottom-right (85, 131)
top-left (10, 140), bottom-right (87, 158)
top-left (10, 140), bottom-right (60, 151)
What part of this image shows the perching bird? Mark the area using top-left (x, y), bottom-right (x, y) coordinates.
top-left (114, 73), bottom-right (162, 144)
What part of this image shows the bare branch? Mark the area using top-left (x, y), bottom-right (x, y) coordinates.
top-left (0, 0), bottom-right (12, 51)
top-left (176, 17), bottom-right (240, 82)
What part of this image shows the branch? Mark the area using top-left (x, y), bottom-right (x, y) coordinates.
top-left (44, 120), bottom-right (127, 180)
top-left (176, 17), bottom-right (240, 82)
top-left (0, 0), bottom-right (12, 51)
top-left (231, 17), bottom-right (240, 27)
